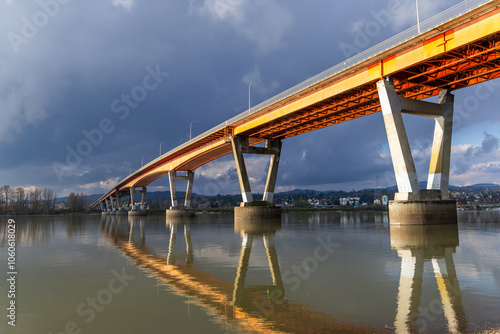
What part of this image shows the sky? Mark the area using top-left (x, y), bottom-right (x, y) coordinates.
top-left (0, 0), bottom-right (499, 198)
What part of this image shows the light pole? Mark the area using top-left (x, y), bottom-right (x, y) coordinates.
top-left (159, 142), bottom-right (165, 156)
top-left (190, 120), bottom-right (199, 140)
top-left (248, 80), bottom-right (260, 112)
top-left (416, 0), bottom-right (421, 34)
top-left (141, 156), bottom-right (144, 167)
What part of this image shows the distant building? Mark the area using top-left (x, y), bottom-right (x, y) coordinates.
top-left (374, 199), bottom-right (381, 205)
top-left (340, 197), bottom-right (360, 206)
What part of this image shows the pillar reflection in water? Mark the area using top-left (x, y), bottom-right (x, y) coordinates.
top-left (232, 219), bottom-right (284, 310)
top-left (166, 218), bottom-right (194, 265)
top-left (127, 216), bottom-right (146, 246)
top-left (391, 224), bottom-right (467, 334)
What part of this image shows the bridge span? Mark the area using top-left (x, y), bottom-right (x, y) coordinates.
top-left (93, 0), bottom-right (500, 224)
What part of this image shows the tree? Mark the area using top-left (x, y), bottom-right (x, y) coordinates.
top-left (15, 187), bottom-right (26, 213)
top-left (2, 185), bottom-right (11, 209)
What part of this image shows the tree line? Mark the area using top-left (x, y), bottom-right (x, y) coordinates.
top-left (1, 185), bottom-right (58, 215)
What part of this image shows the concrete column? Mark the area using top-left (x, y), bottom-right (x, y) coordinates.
top-left (130, 187), bottom-right (136, 210)
top-left (231, 136), bottom-right (253, 203)
top-left (105, 199), bottom-right (111, 212)
top-left (115, 191), bottom-right (122, 210)
top-left (377, 78), bottom-right (420, 193)
top-left (185, 170), bottom-right (194, 208)
top-left (168, 171), bottom-right (178, 207)
top-left (263, 139), bottom-right (282, 203)
top-left (109, 196), bottom-right (116, 211)
top-left (140, 187), bottom-right (147, 210)
top-left (427, 90), bottom-right (454, 194)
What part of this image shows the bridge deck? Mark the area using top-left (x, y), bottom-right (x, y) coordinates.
top-left (96, 0), bottom-right (500, 203)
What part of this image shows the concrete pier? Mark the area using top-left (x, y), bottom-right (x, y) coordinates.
top-left (129, 210), bottom-right (147, 217)
top-left (234, 201), bottom-right (281, 221)
top-left (166, 170), bottom-right (196, 217)
top-left (377, 78), bottom-right (457, 225)
top-left (166, 207), bottom-right (195, 219)
top-left (231, 136), bottom-right (282, 220)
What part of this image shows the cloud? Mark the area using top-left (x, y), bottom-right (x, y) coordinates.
top-left (190, 0), bottom-right (294, 55)
top-left (451, 132), bottom-right (500, 185)
top-left (111, 0), bottom-right (135, 11)
top-left (390, 0), bottom-right (452, 31)
top-left (79, 176), bottom-right (121, 193)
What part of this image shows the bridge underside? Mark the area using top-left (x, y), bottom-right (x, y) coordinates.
top-left (237, 33), bottom-right (500, 140)
top-left (94, 3), bottom-right (500, 223)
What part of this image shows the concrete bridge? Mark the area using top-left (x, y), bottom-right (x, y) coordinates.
top-left (93, 0), bottom-right (500, 224)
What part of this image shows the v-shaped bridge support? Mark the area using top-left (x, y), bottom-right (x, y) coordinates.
top-left (377, 77), bottom-right (457, 224)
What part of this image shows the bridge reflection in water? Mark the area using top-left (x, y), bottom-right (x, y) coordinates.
top-left (99, 215), bottom-right (380, 333)
top-left (99, 215), bottom-right (469, 333)
top-left (390, 224), bottom-right (466, 334)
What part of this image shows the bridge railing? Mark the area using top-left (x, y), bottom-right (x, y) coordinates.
top-left (96, 0), bottom-right (492, 205)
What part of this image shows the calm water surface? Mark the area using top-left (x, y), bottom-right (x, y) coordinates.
top-left (1, 211), bottom-right (499, 334)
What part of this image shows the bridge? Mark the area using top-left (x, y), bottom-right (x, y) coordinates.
top-left (93, 0), bottom-right (500, 224)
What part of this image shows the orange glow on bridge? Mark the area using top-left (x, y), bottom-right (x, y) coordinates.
top-left (96, 0), bottom-right (500, 204)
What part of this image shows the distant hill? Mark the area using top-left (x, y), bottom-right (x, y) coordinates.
top-left (60, 182), bottom-right (499, 203)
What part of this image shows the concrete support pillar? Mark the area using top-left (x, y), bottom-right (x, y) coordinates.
top-left (109, 196), bottom-right (116, 212)
top-left (105, 199), bottom-right (111, 212)
top-left (377, 77), bottom-right (457, 225)
top-left (168, 171), bottom-right (178, 208)
top-left (130, 187), bottom-right (136, 210)
top-left (128, 187), bottom-right (148, 216)
top-left (114, 191), bottom-right (122, 211)
top-left (377, 78), bottom-right (420, 193)
top-left (427, 90), bottom-right (454, 193)
top-left (263, 139), bottom-right (282, 203)
top-left (140, 187), bottom-right (147, 210)
top-left (168, 171), bottom-right (194, 208)
top-left (167, 171), bottom-right (195, 218)
top-left (185, 171), bottom-right (194, 208)
top-left (231, 136), bottom-right (282, 220)
top-left (231, 136), bottom-right (254, 203)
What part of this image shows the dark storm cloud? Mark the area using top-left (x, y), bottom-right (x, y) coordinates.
top-left (0, 0), bottom-right (498, 196)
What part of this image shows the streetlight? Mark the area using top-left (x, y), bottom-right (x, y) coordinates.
top-left (159, 142), bottom-right (165, 156)
top-left (416, 0), bottom-right (421, 34)
top-left (141, 156), bottom-right (144, 167)
top-left (190, 120), bottom-right (199, 140)
top-left (248, 80), bottom-right (260, 112)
